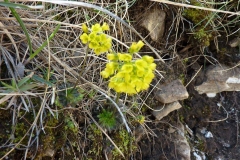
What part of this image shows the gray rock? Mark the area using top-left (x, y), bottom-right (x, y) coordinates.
top-left (172, 122), bottom-right (191, 160)
top-left (152, 101), bottom-right (182, 120)
top-left (155, 79), bottom-right (189, 103)
top-left (141, 7), bottom-right (166, 41)
top-left (229, 37), bottom-right (240, 48)
top-left (16, 62), bottom-right (25, 77)
top-left (195, 65), bottom-right (240, 97)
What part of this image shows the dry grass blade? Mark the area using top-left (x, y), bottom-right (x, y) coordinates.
top-left (4, 0), bottom-right (33, 55)
top-left (151, 0), bottom-right (240, 16)
top-left (0, 21), bottom-right (19, 61)
top-left (25, 0), bottom-right (164, 62)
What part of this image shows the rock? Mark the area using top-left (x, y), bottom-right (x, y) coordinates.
top-left (43, 147), bottom-right (55, 157)
top-left (141, 7), bottom-right (166, 41)
top-left (195, 65), bottom-right (240, 97)
top-left (172, 122), bottom-right (191, 160)
top-left (229, 37), bottom-right (240, 48)
top-left (155, 79), bottom-right (189, 103)
top-left (133, 125), bottom-right (145, 142)
top-left (152, 101), bottom-right (182, 120)
top-left (16, 62), bottom-right (25, 77)
top-left (192, 149), bottom-right (206, 160)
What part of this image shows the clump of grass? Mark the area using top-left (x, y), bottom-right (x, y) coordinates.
top-left (98, 109), bottom-right (117, 131)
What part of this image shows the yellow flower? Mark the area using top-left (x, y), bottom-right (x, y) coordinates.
top-left (91, 23), bottom-right (102, 32)
top-left (118, 53), bottom-right (132, 62)
top-left (106, 62), bottom-right (117, 71)
top-left (82, 24), bottom-right (88, 33)
top-left (137, 40), bottom-right (144, 49)
top-left (124, 74), bottom-right (131, 83)
top-left (144, 72), bottom-right (155, 83)
top-left (126, 87), bottom-right (137, 94)
top-left (89, 32), bottom-right (97, 41)
top-left (100, 34), bottom-right (107, 41)
top-left (128, 42), bottom-right (138, 54)
top-left (142, 55), bottom-right (154, 64)
top-left (121, 64), bottom-right (133, 73)
top-left (109, 80), bottom-right (115, 89)
top-left (135, 59), bottom-right (147, 69)
top-left (80, 23), bottom-right (112, 56)
top-left (95, 35), bottom-right (101, 42)
top-left (107, 53), bottom-right (118, 61)
top-left (80, 33), bottom-right (89, 44)
top-left (103, 41), bottom-right (112, 52)
top-left (140, 82), bottom-right (149, 90)
top-left (102, 22), bottom-right (110, 31)
top-left (128, 41), bottom-right (144, 54)
top-left (149, 63), bottom-right (156, 70)
top-left (118, 82), bottom-right (136, 94)
top-left (115, 71), bottom-right (125, 78)
top-left (137, 115), bottom-right (145, 124)
top-left (79, 23), bottom-right (157, 94)
top-left (100, 71), bottom-right (110, 78)
top-left (94, 47), bottom-right (102, 55)
top-left (89, 41), bottom-right (98, 49)
top-left (136, 69), bottom-right (145, 77)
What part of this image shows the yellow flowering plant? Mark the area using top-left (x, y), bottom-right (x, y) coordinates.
top-left (80, 23), bottom-right (156, 95)
top-left (80, 23), bottom-right (112, 55)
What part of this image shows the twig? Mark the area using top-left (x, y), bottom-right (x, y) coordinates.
top-left (205, 102), bottom-right (228, 123)
top-left (185, 65), bottom-right (203, 87)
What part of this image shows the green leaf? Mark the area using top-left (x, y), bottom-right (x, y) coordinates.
top-left (0, 2), bottom-right (30, 9)
top-left (11, 79), bottom-right (17, 88)
top-left (19, 84), bottom-right (38, 92)
top-left (17, 76), bottom-right (31, 88)
top-left (4, 0), bottom-right (32, 54)
top-left (32, 75), bottom-right (54, 87)
top-left (1, 81), bottom-right (16, 91)
top-left (29, 24), bottom-right (61, 60)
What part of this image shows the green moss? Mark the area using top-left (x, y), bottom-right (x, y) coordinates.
top-left (196, 139), bottom-right (206, 151)
top-left (87, 124), bottom-right (104, 159)
top-left (179, 114), bottom-right (185, 123)
top-left (194, 28), bottom-right (212, 46)
top-left (112, 128), bottom-right (137, 160)
top-left (179, 74), bottom-right (186, 85)
top-left (35, 111), bottom-right (79, 159)
top-left (86, 125), bottom-right (137, 160)
top-left (183, 0), bottom-right (215, 46)
top-left (0, 109), bottom-right (13, 157)
top-left (183, 0), bottom-right (209, 24)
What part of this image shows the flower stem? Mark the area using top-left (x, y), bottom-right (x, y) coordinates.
top-left (70, 45), bottom-right (89, 93)
top-left (115, 92), bottom-right (120, 104)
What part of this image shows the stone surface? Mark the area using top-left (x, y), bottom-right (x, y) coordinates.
top-left (155, 79), bottom-right (189, 103)
top-left (195, 65), bottom-right (240, 97)
top-left (152, 101), bottom-right (182, 120)
top-left (229, 37), bottom-right (240, 48)
top-left (141, 7), bottom-right (166, 41)
top-left (172, 122), bottom-right (191, 160)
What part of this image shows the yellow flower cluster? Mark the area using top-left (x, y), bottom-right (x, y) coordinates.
top-left (80, 23), bottom-right (111, 55)
top-left (136, 115), bottom-right (145, 124)
top-left (101, 41), bottom-right (156, 94)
